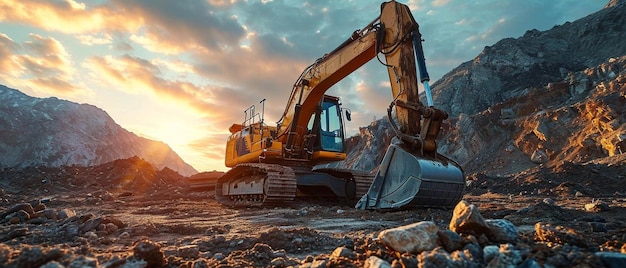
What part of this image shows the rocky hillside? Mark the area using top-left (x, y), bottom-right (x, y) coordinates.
top-left (333, 2), bottom-right (626, 176)
top-left (0, 85), bottom-right (197, 176)
top-left (432, 2), bottom-right (625, 118)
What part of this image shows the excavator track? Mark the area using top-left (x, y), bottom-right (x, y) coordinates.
top-left (311, 167), bottom-right (375, 203)
top-left (216, 163), bottom-right (296, 207)
top-left (353, 172), bottom-right (375, 200)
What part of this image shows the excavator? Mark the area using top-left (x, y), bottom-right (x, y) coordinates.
top-left (213, 0), bottom-right (465, 209)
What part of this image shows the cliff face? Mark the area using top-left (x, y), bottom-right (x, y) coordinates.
top-left (330, 3), bottom-right (626, 176)
top-left (0, 85), bottom-right (197, 176)
top-left (432, 2), bottom-right (626, 118)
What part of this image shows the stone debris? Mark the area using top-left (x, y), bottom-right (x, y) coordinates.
top-left (0, 193), bottom-right (625, 267)
top-left (449, 200), bottom-right (491, 236)
top-left (377, 221), bottom-right (440, 254)
top-left (485, 219), bottom-right (519, 243)
top-left (534, 222), bottom-right (588, 248)
top-left (585, 199), bottom-right (611, 212)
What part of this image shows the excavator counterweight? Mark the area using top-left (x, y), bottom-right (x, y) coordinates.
top-left (206, 1), bottom-right (465, 209)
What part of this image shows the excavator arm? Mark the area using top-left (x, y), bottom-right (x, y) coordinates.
top-left (276, 0), bottom-right (444, 157)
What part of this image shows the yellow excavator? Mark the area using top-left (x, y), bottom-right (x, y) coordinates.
top-left (214, 0), bottom-right (465, 209)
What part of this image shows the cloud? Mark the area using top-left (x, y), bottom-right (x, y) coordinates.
top-left (77, 33), bottom-right (112, 46)
top-left (30, 77), bottom-right (79, 93)
top-left (81, 54), bottom-right (257, 132)
top-left (188, 132), bottom-right (230, 161)
top-left (431, 0), bottom-right (451, 7)
top-left (0, 33), bottom-right (80, 95)
top-left (0, 0), bottom-right (111, 33)
top-left (0, 33), bottom-right (21, 77)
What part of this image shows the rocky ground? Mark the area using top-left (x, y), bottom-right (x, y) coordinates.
top-left (0, 156), bottom-right (625, 267)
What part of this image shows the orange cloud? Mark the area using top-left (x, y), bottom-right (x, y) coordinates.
top-left (188, 132), bottom-right (231, 161)
top-left (0, 33), bottom-right (81, 95)
top-left (82, 54), bottom-right (251, 131)
top-left (0, 33), bottom-right (21, 77)
top-left (30, 77), bottom-right (79, 93)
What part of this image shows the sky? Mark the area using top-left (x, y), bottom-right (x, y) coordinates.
top-left (0, 0), bottom-right (607, 172)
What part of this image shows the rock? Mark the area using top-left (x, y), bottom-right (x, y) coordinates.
top-left (40, 261), bottom-right (65, 268)
top-left (485, 219), bottom-right (519, 243)
top-left (377, 221), bottom-right (440, 254)
top-left (309, 259), bottom-right (328, 268)
top-left (364, 256), bottom-right (392, 268)
top-left (8, 217), bottom-right (20, 224)
top-left (14, 247), bottom-right (47, 267)
top-left (132, 239), bottom-right (165, 267)
top-left (438, 229), bottom-right (463, 252)
top-left (62, 224), bottom-right (79, 237)
top-left (42, 209), bottom-right (58, 220)
top-left (0, 243), bottom-right (12, 265)
top-left (500, 108), bottom-right (515, 119)
top-left (463, 242), bottom-right (484, 262)
top-left (102, 216), bottom-right (126, 229)
top-left (585, 201), bottom-right (610, 212)
top-left (1, 203), bottom-right (34, 218)
top-left (483, 245), bottom-right (499, 263)
top-left (80, 217), bottom-right (103, 233)
top-left (589, 222), bottom-right (608, 233)
top-left (330, 246), bottom-right (355, 259)
top-left (270, 257), bottom-right (286, 267)
top-left (68, 256), bottom-right (98, 267)
top-left (83, 231), bottom-right (98, 242)
top-left (119, 231), bottom-right (131, 239)
top-left (272, 249), bottom-right (287, 258)
top-left (534, 222), bottom-right (587, 247)
top-left (542, 198), bottom-right (555, 205)
top-left (484, 243), bottom-right (522, 267)
top-left (106, 222), bottom-right (119, 234)
top-left (118, 259), bottom-right (147, 268)
top-left (451, 250), bottom-right (478, 267)
top-left (291, 237), bottom-right (303, 247)
top-left (178, 245), bottom-right (199, 259)
top-left (57, 208), bottom-right (76, 220)
top-left (418, 248), bottom-right (469, 267)
top-left (594, 252), bottom-right (626, 268)
top-left (530, 149), bottom-right (548, 164)
top-left (101, 191), bottom-right (115, 201)
top-left (213, 252), bottom-right (225, 261)
top-left (33, 203), bottom-right (46, 212)
top-left (449, 200), bottom-right (491, 236)
top-left (192, 259), bottom-right (209, 268)
top-left (14, 210), bottom-right (31, 223)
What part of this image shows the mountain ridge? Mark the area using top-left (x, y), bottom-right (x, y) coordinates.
top-left (0, 85), bottom-right (197, 176)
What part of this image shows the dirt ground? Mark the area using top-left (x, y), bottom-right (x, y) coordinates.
top-left (0, 157), bottom-right (625, 267)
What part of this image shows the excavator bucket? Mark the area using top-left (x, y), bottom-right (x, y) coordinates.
top-left (355, 142), bottom-right (465, 210)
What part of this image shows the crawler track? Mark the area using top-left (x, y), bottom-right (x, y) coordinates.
top-left (216, 163), bottom-right (297, 207)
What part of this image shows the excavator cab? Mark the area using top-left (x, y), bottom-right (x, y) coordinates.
top-left (306, 95), bottom-right (347, 162)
